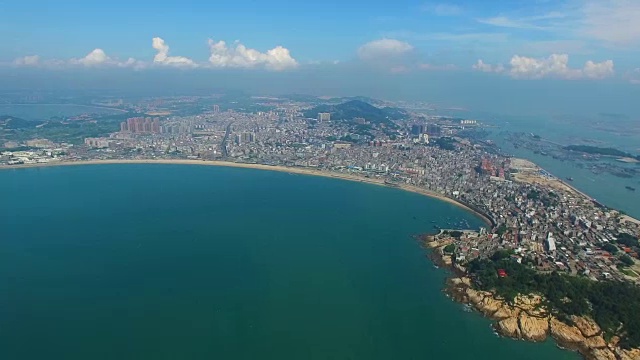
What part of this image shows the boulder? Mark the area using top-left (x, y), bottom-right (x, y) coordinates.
top-left (615, 348), bottom-right (640, 360)
top-left (571, 315), bottom-right (602, 338)
top-left (493, 305), bottom-right (520, 320)
top-left (479, 296), bottom-right (503, 316)
top-left (550, 317), bottom-right (586, 345)
top-left (583, 335), bottom-right (607, 349)
top-left (518, 312), bottom-right (549, 342)
top-left (588, 348), bottom-right (617, 360)
top-left (497, 317), bottom-right (521, 338)
top-left (466, 288), bottom-right (484, 305)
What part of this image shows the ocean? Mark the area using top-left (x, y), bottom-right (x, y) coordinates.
top-left (438, 109), bottom-right (640, 218)
top-left (0, 165), bottom-right (578, 360)
top-left (0, 104), bottom-right (125, 121)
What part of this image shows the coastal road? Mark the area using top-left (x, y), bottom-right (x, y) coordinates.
top-left (221, 122), bottom-right (232, 157)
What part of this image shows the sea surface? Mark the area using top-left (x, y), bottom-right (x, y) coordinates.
top-left (0, 103), bottom-right (124, 120)
top-left (439, 109), bottom-right (640, 218)
top-left (0, 164), bottom-right (578, 360)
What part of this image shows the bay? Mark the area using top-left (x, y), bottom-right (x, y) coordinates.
top-left (0, 164), bottom-right (578, 360)
top-left (0, 104), bottom-right (125, 121)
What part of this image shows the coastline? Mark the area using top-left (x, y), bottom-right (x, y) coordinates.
top-left (0, 103), bottom-right (128, 113)
top-left (0, 159), bottom-right (493, 226)
top-left (420, 235), bottom-right (640, 360)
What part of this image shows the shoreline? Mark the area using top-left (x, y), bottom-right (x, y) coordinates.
top-left (420, 235), bottom-right (640, 360)
top-left (0, 159), bottom-right (493, 226)
top-left (0, 103), bottom-right (128, 113)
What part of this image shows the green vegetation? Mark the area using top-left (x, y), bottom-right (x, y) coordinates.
top-left (564, 145), bottom-right (632, 158)
top-left (303, 100), bottom-right (406, 127)
top-left (616, 233), bottom-right (640, 248)
top-left (620, 255), bottom-right (635, 267)
top-left (443, 244), bottom-right (456, 254)
top-left (467, 254), bottom-right (640, 348)
top-left (602, 243), bottom-right (619, 254)
top-left (431, 137), bottom-right (457, 151)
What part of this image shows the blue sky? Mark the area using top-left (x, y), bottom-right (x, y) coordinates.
top-left (2, 0), bottom-right (640, 111)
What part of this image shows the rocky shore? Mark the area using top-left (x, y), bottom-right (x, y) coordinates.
top-left (423, 239), bottom-right (640, 360)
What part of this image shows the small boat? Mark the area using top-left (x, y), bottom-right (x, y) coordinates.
top-left (566, 177), bottom-right (574, 181)
top-left (626, 186), bottom-right (636, 191)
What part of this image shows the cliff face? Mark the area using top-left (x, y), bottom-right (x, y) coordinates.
top-left (518, 312), bottom-right (548, 342)
top-left (445, 276), bottom-right (639, 360)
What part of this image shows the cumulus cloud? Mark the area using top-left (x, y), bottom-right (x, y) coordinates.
top-left (357, 39), bottom-right (414, 60)
top-left (152, 37), bottom-right (197, 67)
top-left (472, 59), bottom-right (504, 73)
top-left (13, 49), bottom-right (144, 69)
top-left (207, 39), bottom-right (298, 71)
top-left (419, 63), bottom-right (457, 71)
top-left (13, 55), bottom-right (40, 66)
top-left (473, 54), bottom-right (614, 80)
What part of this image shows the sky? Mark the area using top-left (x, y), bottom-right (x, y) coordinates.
top-left (2, 0), bottom-right (640, 114)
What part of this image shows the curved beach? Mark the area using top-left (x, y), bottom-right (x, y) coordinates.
top-left (0, 159), bottom-right (493, 226)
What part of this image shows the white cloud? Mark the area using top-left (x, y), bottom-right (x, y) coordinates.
top-left (13, 55), bottom-right (40, 66)
top-left (629, 68), bottom-right (640, 84)
top-left (152, 37), bottom-right (197, 67)
top-left (579, 0), bottom-right (640, 46)
top-left (478, 12), bottom-right (566, 30)
top-left (357, 39), bottom-right (414, 60)
top-left (472, 59), bottom-right (504, 73)
top-left (473, 54), bottom-right (614, 80)
top-left (69, 49), bottom-right (144, 69)
top-left (207, 39), bottom-right (298, 71)
top-left (70, 49), bottom-right (109, 66)
top-left (14, 50), bottom-right (144, 69)
top-left (419, 63), bottom-right (457, 71)
top-left (421, 3), bottom-right (463, 16)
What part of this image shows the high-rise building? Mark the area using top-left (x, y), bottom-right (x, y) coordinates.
top-left (120, 122), bottom-right (128, 132)
top-left (152, 118), bottom-right (160, 133)
top-left (426, 124), bottom-right (441, 137)
top-left (411, 124), bottom-right (425, 136)
top-left (317, 113), bottom-right (331, 122)
top-left (213, 105), bottom-right (220, 113)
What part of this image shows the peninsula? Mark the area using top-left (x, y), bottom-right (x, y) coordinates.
top-left (2, 96), bottom-right (640, 360)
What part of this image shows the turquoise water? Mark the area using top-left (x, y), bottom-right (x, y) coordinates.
top-left (0, 165), bottom-right (578, 360)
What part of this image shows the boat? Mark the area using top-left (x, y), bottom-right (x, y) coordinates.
top-left (566, 177), bottom-right (574, 181)
top-left (626, 186), bottom-right (636, 191)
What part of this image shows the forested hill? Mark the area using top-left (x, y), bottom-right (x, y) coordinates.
top-left (303, 100), bottom-right (407, 127)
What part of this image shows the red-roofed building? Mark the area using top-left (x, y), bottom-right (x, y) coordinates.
top-left (497, 269), bottom-right (507, 278)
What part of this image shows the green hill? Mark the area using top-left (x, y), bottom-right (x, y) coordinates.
top-left (304, 100), bottom-right (407, 127)
top-left (0, 115), bottom-right (43, 130)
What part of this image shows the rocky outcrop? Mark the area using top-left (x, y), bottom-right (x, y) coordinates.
top-left (583, 335), bottom-right (606, 349)
top-left (615, 348), bottom-right (640, 360)
top-left (518, 312), bottom-right (549, 342)
top-left (587, 348), bottom-right (617, 360)
top-left (492, 304), bottom-right (520, 320)
top-left (478, 296), bottom-right (503, 316)
top-left (550, 317), bottom-right (586, 345)
top-left (571, 315), bottom-right (602, 338)
top-left (443, 276), bottom-right (640, 360)
top-left (497, 317), bottom-right (521, 338)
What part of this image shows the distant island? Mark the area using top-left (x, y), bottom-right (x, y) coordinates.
top-left (564, 145), bottom-right (640, 161)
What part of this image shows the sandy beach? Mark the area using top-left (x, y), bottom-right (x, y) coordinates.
top-left (0, 159), bottom-right (493, 226)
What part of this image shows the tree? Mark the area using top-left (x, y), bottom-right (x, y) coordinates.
top-left (443, 244), bottom-right (456, 254)
top-left (602, 243), bottom-right (619, 254)
top-left (620, 255), bottom-right (635, 267)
